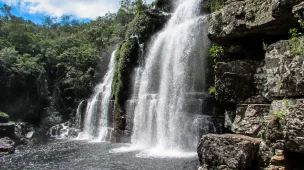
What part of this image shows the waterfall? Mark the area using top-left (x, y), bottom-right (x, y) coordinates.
top-left (131, 0), bottom-right (211, 152)
top-left (78, 50), bottom-right (116, 141)
top-left (75, 100), bottom-right (85, 129)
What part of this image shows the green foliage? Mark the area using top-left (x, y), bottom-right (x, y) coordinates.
top-left (262, 41), bottom-right (268, 51)
top-left (111, 40), bottom-right (136, 104)
top-left (272, 99), bottom-right (290, 121)
top-left (209, 45), bottom-right (224, 58)
top-left (125, 13), bottom-right (149, 39)
top-left (273, 110), bottom-right (286, 120)
top-left (0, 112), bottom-right (8, 117)
top-left (289, 28), bottom-right (299, 38)
top-left (133, 0), bottom-right (147, 15)
top-left (0, 3), bottom-right (136, 125)
top-left (209, 45), bottom-right (224, 67)
top-left (289, 28), bottom-right (304, 56)
top-left (208, 86), bottom-right (217, 95)
top-left (203, 0), bottom-right (224, 12)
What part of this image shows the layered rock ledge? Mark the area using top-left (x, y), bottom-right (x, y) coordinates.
top-left (198, 134), bottom-right (261, 170)
top-left (208, 0), bottom-right (301, 43)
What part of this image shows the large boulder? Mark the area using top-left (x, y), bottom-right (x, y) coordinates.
top-left (215, 60), bottom-right (261, 105)
top-left (232, 104), bottom-right (271, 137)
top-left (263, 40), bottom-right (304, 99)
top-left (208, 0), bottom-right (299, 43)
top-left (0, 137), bottom-right (15, 154)
top-left (198, 134), bottom-right (261, 170)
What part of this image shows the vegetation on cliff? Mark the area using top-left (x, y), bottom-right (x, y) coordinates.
top-left (0, 0), bottom-right (148, 127)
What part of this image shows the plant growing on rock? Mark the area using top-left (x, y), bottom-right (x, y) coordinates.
top-left (208, 86), bottom-right (217, 95)
top-left (289, 28), bottom-right (304, 56)
top-left (262, 41), bottom-right (268, 51)
top-left (202, 0), bottom-right (224, 12)
top-left (209, 44), bottom-right (224, 67)
top-left (271, 99), bottom-right (291, 120)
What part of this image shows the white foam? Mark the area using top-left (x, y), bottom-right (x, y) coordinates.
top-left (136, 148), bottom-right (197, 158)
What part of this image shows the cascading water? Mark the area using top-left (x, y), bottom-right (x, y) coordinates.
top-left (78, 50), bottom-right (116, 141)
top-left (131, 0), bottom-right (211, 152)
top-left (75, 100), bottom-right (85, 129)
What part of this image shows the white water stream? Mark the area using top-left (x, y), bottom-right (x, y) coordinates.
top-left (131, 0), bottom-right (211, 154)
top-left (77, 50), bottom-right (116, 141)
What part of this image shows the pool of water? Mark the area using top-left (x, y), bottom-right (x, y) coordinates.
top-left (0, 140), bottom-right (199, 170)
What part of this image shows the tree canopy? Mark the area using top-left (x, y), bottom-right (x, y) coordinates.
top-left (0, 0), bottom-right (149, 126)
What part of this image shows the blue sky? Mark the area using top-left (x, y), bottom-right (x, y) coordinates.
top-left (0, 0), bottom-right (154, 24)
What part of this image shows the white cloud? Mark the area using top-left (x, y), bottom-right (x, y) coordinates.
top-left (1, 0), bottom-right (121, 19)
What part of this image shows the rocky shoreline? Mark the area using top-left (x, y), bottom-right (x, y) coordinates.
top-left (0, 113), bottom-right (35, 157)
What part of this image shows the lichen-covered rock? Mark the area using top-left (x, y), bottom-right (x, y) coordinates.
top-left (263, 40), bottom-right (304, 98)
top-left (215, 60), bottom-right (261, 104)
top-left (284, 99), bottom-right (304, 153)
top-left (197, 134), bottom-right (261, 170)
top-left (0, 137), bottom-right (15, 154)
top-left (208, 0), bottom-right (299, 43)
top-left (232, 104), bottom-right (271, 137)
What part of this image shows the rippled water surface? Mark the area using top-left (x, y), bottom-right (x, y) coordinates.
top-left (0, 140), bottom-right (198, 170)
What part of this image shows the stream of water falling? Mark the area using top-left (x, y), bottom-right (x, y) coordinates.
top-left (131, 0), bottom-right (210, 153)
top-left (75, 100), bottom-right (85, 129)
top-left (77, 50), bottom-right (116, 141)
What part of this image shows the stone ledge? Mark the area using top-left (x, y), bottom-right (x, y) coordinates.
top-left (232, 104), bottom-right (271, 137)
top-left (208, 0), bottom-right (300, 43)
top-left (198, 134), bottom-right (261, 170)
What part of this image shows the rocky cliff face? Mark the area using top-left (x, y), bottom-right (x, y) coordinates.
top-left (198, 0), bottom-right (304, 169)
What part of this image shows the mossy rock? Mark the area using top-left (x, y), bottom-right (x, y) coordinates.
top-left (125, 9), bottom-right (169, 43)
top-left (111, 38), bottom-right (140, 131)
top-left (0, 112), bottom-right (9, 123)
top-left (112, 38), bottom-right (140, 105)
